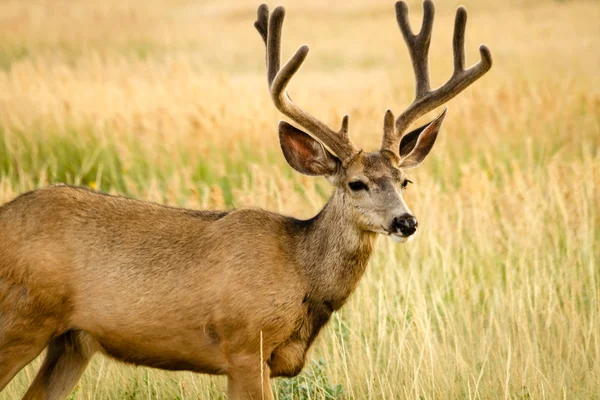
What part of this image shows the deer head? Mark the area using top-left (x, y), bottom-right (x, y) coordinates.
top-left (255, 1), bottom-right (492, 243)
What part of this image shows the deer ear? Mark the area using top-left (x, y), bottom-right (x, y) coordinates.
top-left (399, 108), bottom-right (447, 169)
top-left (279, 121), bottom-right (340, 176)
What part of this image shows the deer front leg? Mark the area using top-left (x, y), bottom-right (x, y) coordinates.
top-left (227, 354), bottom-right (273, 400)
top-left (23, 330), bottom-right (97, 400)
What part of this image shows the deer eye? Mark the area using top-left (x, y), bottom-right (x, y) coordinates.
top-left (348, 181), bottom-right (368, 192)
top-left (402, 179), bottom-right (413, 189)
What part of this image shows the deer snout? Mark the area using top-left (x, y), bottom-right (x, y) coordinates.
top-left (392, 214), bottom-right (418, 236)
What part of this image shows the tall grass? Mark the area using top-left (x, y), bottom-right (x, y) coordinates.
top-left (0, 0), bottom-right (598, 398)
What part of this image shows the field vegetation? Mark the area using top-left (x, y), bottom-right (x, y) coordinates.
top-left (0, 0), bottom-right (598, 398)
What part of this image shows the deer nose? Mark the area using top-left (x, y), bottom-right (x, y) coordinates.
top-left (392, 214), bottom-right (418, 236)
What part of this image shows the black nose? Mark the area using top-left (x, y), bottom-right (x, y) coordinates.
top-left (392, 214), bottom-right (418, 236)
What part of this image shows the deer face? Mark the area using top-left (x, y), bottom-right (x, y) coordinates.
top-left (278, 110), bottom-right (446, 243)
top-left (342, 151), bottom-right (416, 242)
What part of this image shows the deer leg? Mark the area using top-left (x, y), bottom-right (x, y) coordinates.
top-left (226, 356), bottom-right (273, 400)
top-left (22, 330), bottom-right (98, 400)
top-left (0, 340), bottom-right (48, 392)
top-left (0, 308), bottom-right (55, 392)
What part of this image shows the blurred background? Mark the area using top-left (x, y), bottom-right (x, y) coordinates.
top-left (0, 0), bottom-right (598, 398)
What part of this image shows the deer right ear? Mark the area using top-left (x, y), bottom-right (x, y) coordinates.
top-left (398, 109), bottom-right (447, 169)
top-left (279, 121), bottom-right (341, 177)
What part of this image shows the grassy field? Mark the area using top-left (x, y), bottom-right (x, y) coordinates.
top-left (0, 0), bottom-right (599, 398)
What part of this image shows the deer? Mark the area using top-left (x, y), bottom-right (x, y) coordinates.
top-left (0, 1), bottom-right (491, 399)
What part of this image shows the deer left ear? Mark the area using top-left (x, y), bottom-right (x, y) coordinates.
top-left (399, 108), bottom-right (447, 169)
top-left (279, 121), bottom-right (341, 177)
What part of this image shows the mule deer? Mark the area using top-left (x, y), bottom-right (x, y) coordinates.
top-left (0, 1), bottom-right (492, 399)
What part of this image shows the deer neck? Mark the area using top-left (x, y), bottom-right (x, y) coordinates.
top-left (293, 191), bottom-right (377, 310)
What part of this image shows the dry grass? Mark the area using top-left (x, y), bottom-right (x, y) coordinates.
top-left (0, 0), bottom-right (599, 398)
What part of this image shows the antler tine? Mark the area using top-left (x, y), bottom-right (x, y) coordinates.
top-left (381, 0), bottom-right (493, 155)
top-left (383, 110), bottom-right (395, 139)
top-left (453, 6), bottom-right (466, 72)
top-left (395, 0), bottom-right (434, 98)
top-left (254, 4), bottom-right (269, 45)
top-left (254, 4), bottom-right (281, 86)
top-left (255, 4), bottom-right (359, 163)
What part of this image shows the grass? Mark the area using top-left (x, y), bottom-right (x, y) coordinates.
top-left (0, 0), bottom-right (599, 398)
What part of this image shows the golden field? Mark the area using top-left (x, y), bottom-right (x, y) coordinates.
top-left (0, 0), bottom-right (598, 398)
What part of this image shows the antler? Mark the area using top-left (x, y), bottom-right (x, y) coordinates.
top-left (381, 0), bottom-right (492, 156)
top-left (255, 4), bottom-right (359, 163)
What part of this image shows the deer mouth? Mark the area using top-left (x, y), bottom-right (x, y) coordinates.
top-left (380, 226), bottom-right (417, 243)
